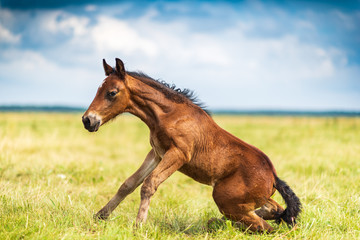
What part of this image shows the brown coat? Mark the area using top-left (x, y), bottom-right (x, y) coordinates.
top-left (82, 58), bottom-right (301, 232)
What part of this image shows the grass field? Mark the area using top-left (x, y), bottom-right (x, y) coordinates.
top-left (0, 113), bottom-right (359, 239)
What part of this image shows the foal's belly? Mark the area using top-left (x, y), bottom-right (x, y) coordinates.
top-left (177, 148), bottom-right (240, 186)
top-left (178, 162), bottom-right (214, 186)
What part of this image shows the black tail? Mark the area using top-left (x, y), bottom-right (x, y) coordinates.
top-left (274, 176), bottom-right (302, 226)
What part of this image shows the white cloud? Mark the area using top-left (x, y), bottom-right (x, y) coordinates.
top-left (91, 16), bottom-right (158, 57)
top-left (0, 24), bottom-right (21, 44)
top-left (332, 10), bottom-right (358, 30)
top-left (85, 4), bottom-right (97, 12)
top-left (163, 2), bottom-right (192, 14)
top-left (0, 49), bottom-right (100, 105)
top-left (42, 11), bottom-right (90, 36)
top-left (295, 20), bottom-right (316, 31)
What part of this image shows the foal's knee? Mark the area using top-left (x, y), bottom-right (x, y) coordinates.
top-left (140, 179), bottom-right (157, 199)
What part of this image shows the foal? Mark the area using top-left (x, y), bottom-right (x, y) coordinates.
top-left (82, 58), bottom-right (301, 232)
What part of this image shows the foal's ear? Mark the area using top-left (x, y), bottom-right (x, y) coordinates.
top-left (103, 59), bottom-right (113, 76)
top-left (115, 58), bottom-right (126, 79)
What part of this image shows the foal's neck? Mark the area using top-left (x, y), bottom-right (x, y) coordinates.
top-left (125, 75), bottom-right (178, 131)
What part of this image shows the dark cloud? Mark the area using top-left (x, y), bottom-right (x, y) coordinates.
top-left (1, 0), bottom-right (125, 9)
top-left (2, 0), bottom-right (359, 10)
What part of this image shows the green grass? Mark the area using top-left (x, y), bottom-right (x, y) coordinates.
top-left (0, 113), bottom-right (359, 239)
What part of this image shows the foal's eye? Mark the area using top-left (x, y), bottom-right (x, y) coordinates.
top-left (107, 91), bottom-right (118, 98)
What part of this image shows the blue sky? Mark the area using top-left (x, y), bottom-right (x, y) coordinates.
top-left (0, 0), bottom-right (359, 110)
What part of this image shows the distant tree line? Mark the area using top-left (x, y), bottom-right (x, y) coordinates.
top-left (0, 105), bottom-right (359, 116)
top-left (0, 105), bottom-right (86, 112)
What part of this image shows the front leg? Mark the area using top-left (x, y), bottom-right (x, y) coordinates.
top-left (95, 149), bottom-right (160, 220)
top-left (136, 148), bottom-right (186, 224)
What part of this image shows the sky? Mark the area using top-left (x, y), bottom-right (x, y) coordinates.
top-left (0, 0), bottom-right (359, 110)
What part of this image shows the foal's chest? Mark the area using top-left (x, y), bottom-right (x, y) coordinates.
top-left (149, 133), bottom-right (167, 158)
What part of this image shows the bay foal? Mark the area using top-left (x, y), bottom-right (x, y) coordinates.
top-left (82, 58), bottom-right (301, 232)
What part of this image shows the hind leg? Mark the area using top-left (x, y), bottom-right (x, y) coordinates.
top-left (214, 201), bottom-right (274, 232)
top-left (212, 174), bottom-right (274, 233)
top-left (255, 198), bottom-right (284, 220)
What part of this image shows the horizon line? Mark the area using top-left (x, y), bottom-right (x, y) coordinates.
top-left (0, 105), bottom-right (360, 116)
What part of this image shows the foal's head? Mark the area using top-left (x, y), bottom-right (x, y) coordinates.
top-left (82, 58), bottom-right (130, 132)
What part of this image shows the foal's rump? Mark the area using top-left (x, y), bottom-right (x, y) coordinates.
top-left (211, 128), bottom-right (277, 183)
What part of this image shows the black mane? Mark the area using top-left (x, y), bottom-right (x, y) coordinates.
top-left (127, 71), bottom-right (210, 115)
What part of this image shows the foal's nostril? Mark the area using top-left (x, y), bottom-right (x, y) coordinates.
top-left (82, 114), bottom-right (101, 132)
top-left (82, 116), bottom-right (91, 128)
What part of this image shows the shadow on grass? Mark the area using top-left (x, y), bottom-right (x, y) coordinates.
top-left (153, 215), bottom-right (274, 237)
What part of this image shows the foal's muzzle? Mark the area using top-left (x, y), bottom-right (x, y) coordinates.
top-left (82, 114), bottom-right (101, 132)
